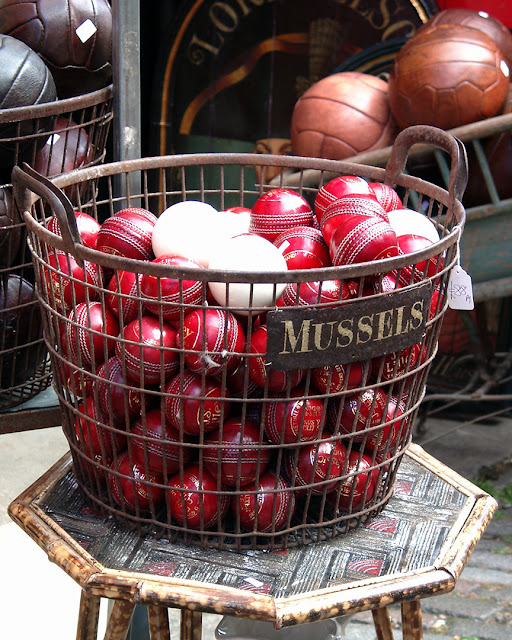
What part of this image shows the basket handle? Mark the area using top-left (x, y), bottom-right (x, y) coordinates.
top-left (384, 125), bottom-right (468, 204)
top-left (12, 164), bottom-right (83, 259)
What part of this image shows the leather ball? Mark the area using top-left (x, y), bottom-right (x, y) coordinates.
top-left (0, 33), bottom-right (57, 166)
top-left (388, 24), bottom-right (510, 130)
top-left (418, 8), bottom-right (512, 70)
top-left (0, 187), bottom-right (21, 268)
top-left (0, 273), bottom-right (45, 387)
top-left (0, 0), bottom-right (112, 98)
top-left (291, 71), bottom-right (398, 160)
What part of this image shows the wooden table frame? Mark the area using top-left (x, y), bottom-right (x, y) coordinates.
top-left (8, 443), bottom-right (497, 640)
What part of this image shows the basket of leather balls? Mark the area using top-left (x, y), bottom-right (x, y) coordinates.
top-left (12, 124), bottom-right (466, 551)
top-left (0, 0), bottom-right (113, 408)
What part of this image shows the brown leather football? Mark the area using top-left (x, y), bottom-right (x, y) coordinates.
top-left (418, 8), bottom-right (512, 71)
top-left (388, 24), bottom-right (510, 130)
top-left (0, 0), bottom-right (112, 98)
top-left (291, 71), bottom-right (398, 160)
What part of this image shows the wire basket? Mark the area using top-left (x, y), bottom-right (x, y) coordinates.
top-left (13, 125), bottom-right (467, 551)
top-left (0, 86), bottom-right (113, 409)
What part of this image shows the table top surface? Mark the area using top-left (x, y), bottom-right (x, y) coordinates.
top-left (8, 442), bottom-right (497, 627)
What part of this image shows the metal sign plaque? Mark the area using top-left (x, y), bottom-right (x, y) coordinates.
top-left (266, 281), bottom-right (433, 370)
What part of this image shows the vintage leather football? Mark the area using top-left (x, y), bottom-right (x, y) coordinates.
top-left (0, 0), bottom-right (112, 97)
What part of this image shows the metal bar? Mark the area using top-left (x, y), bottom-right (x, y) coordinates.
top-left (111, 0), bottom-right (141, 198)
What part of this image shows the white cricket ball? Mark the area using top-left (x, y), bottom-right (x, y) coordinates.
top-left (152, 201), bottom-right (219, 266)
top-left (208, 233), bottom-right (288, 315)
top-left (387, 208), bottom-right (440, 243)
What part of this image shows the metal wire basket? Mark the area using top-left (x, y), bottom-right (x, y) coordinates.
top-left (12, 125), bottom-right (466, 551)
top-left (0, 86), bottom-right (113, 409)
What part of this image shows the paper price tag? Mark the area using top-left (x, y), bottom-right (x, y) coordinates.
top-left (447, 266), bottom-right (474, 310)
top-left (76, 19), bottom-right (97, 43)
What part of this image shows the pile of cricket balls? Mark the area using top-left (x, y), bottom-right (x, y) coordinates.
top-left (42, 174), bottom-right (443, 539)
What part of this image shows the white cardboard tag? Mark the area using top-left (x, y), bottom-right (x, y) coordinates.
top-left (448, 266), bottom-right (474, 310)
top-left (76, 19), bottom-right (97, 43)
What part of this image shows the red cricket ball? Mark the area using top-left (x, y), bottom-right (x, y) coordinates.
top-left (264, 385), bottom-right (325, 444)
top-left (311, 360), bottom-right (366, 394)
top-left (347, 273), bottom-right (399, 298)
top-left (363, 396), bottom-right (408, 455)
top-left (178, 308), bottom-right (246, 376)
top-left (329, 449), bottom-right (380, 511)
top-left (141, 255), bottom-right (204, 320)
top-left (116, 315), bottom-right (179, 385)
top-left (332, 388), bottom-right (388, 442)
top-left (43, 251), bottom-right (99, 312)
top-left (47, 211), bottom-right (100, 249)
top-left (281, 278), bottom-right (351, 308)
top-left (66, 301), bottom-right (119, 370)
top-left (167, 463), bottom-right (229, 529)
top-left (314, 175), bottom-right (377, 226)
top-left (97, 207), bottom-right (157, 261)
top-left (107, 270), bottom-right (143, 325)
top-left (371, 342), bottom-right (421, 382)
top-left (250, 188), bottom-right (314, 242)
top-left (109, 450), bottom-right (165, 513)
top-left (397, 234), bottom-right (443, 285)
top-left (233, 471), bottom-right (296, 533)
top-left (130, 408), bottom-right (193, 476)
top-left (74, 396), bottom-right (126, 459)
top-left (285, 432), bottom-right (347, 495)
top-left (248, 324), bottom-right (305, 392)
top-left (225, 359), bottom-right (262, 399)
top-left (203, 417), bottom-right (271, 487)
top-left (329, 214), bottom-right (399, 270)
top-left (321, 195), bottom-right (388, 245)
top-left (273, 226), bottom-right (331, 270)
top-left (96, 355), bottom-right (145, 422)
top-left (164, 370), bottom-right (230, 436)
top-left (368, 183), bottom-right (403, 212)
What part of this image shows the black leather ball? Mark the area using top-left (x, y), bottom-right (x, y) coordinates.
top-left (0, 187), bottom-right (21, 268)
top-left (0, 0), bottom-right (112, 98)
top-left (0, 33), bottom-right (57, 167)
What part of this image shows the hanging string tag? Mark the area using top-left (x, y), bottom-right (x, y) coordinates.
top-left (448, 262), bottom-right (474, 310)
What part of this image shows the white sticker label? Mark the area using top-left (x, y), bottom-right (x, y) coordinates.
top-left (46, 133), bottom-right (60, 146)
top-left (448, 266), bottom-right (474, 310)
top-left (76, 19), bottom-right (97, 43)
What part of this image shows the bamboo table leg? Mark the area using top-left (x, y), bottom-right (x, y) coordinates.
top-left (180, 610), bottom-right (202, 640)
top-left (104, 600), bottom-right (136, 640)
top-left (401, 601), bottom-right (423, 640)
top-left (76, 592), bottom-right (101, 640)
top-left (148, 605), bottom-right (171, 640)
top-left (372, 607), bottom-right (395, 640)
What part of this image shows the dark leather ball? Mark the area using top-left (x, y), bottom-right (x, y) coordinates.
top-left (0, 33), bottom-right (57, 167)
top-left (0, 272), bottom-right (45, 388)
top-left (0, 0), bottom-right (112, 98)
top-left (388, 24), bottom-right (510, 130)
top-left (0, 187), bottom-right (21, 268)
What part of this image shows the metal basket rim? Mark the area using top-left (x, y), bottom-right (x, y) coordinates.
top-left (0, 85), bottom-right (113, 124)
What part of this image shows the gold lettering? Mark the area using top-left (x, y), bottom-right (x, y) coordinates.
top-left (313, 321), bottom-right (336, 351)
top-left (336, 318), bottom-right (354, 347)
top-left (394, 305), bottom-right (409, 335)
top-left (383, 19), bottom-right (417, 40)
top-left (375, 309), bottom-right (394, 340)
top-left (280, 320), bottom-right (312, 354)
top-left (410, 300), bottom-right (424, 329)
top-left (357, 315), bottom-right (373, 344)
top-left (210, 2), bottom-right (239, 32)
top-left (187, 33), bottom-right (224, 65)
